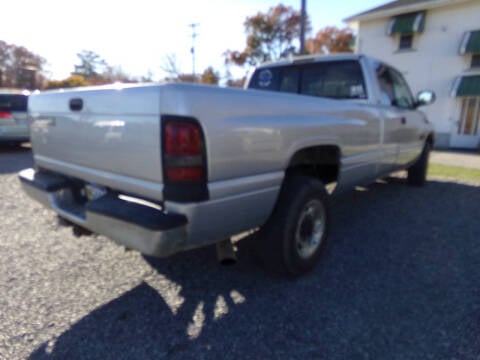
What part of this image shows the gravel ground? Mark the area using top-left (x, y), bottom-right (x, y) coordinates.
top-left (1, 145), bottom-right (479, 359)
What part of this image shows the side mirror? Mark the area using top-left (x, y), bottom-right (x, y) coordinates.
top-left (416, 90), bottom-right (436, 107)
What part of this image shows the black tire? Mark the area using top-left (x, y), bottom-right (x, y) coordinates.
top-left (258, 175), bottom-right (330, 276)
top-left (407, 142), bottom-right (431, 187)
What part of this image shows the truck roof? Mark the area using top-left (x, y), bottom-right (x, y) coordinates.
top-left (254, 53), bottom-right (367, 69)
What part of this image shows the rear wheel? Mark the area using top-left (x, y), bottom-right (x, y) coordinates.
top-left (259, 175), bottom-right (330, 275)
top-left (407, 142), bottom-right (431, 186)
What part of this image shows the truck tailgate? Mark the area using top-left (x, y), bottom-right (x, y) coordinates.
top-left (29, 84), bottom-right (164, 198)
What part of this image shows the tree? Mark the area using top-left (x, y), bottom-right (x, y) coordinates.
top-left (160, 53), bottom-right (219, 84)
top-left (140, 70), bottom-right (154, 83)
top-left (160, 53), bottom-right (182, 79)
top-left (45, 50), bottom-right (137, 89)
top-left (226, 77), bottom-right (246, 88)
top-left (72, 50), bottom-right (107, 80)
top-left (0, 40), bottom-right (46, 89)
top-left (44, 75), bottom-right (88, 90)
top-left (160, 53), bottom-right (194, 82)
top-left (200, 67), bottom-right (220, 85)
top-left (226, 4), bottom-right (310, 67)
top-left (67, 50), bottom-right (136, 86)
top-left (305, 26), bottom-right (354, 54)
top-left (102, 65), bottom-right (136, 84)
top-left (176, 74), bottom-right (196, 82)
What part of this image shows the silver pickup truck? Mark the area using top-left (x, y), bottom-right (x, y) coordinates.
top-left (19, 54), bottom-right (435, 275)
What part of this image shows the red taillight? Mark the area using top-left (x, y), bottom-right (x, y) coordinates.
top-left (165, 122), bottom-right (202, 156)
top-left (163, 119), bottom-right (206, 182)
top-left (166, 167), bottom-right (204, 181)
top-left (0, 111), bottom-right (12, 119)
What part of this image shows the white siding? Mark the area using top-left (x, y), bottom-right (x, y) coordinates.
top-left (353, 0), bottom-right (480, 147)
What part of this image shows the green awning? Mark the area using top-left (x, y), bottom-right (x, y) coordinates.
top-left (459, 30), bottom-right (480, 54)
top-left (453, 76), bottom-right (480, 97)
top-left (387, 12), bottom-right (425, 35)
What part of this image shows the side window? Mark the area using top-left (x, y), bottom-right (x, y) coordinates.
top-left (300, 60), bottom-right (367, 99)
top-left (376, 64), bottom-right (414, 109)
top-left (388, 68), bottom-right (415, 109)
top-left (376, 65), bottom-right (395, 106)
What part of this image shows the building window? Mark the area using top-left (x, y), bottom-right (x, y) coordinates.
top-left (399, 34), bottom-right (413, 50)
top-left (458, 97), bottom-right (480, 135)
top-left (472, 54), bottom-right (480, 68)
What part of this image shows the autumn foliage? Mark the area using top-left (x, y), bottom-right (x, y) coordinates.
top-left (44, 75), bottom-right (88, 90)
top-left (226, 4), bottom-right (354, 72)
top-left (226, 4), bottom-right (309, 66)
top-left (305, 27), bottom-right (354, 54)
top-left (200, 67), bottom-right (220, 85)
top-left (0, 40), bottom-right (46, 89)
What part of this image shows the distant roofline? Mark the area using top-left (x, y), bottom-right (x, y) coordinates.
top-left (344, 0), bottom-right (472, 23)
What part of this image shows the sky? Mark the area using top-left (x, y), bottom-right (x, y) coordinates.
top-left (1, 0), bottom-right (389, 81)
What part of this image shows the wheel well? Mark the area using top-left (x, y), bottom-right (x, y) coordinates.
top-left (426, 133), bottom-right (434, 147)
top-left (286, 145), bottom-right (340, 184)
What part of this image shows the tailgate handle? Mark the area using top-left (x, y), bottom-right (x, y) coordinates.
top-left (69, 98), bottom-right (83, 111)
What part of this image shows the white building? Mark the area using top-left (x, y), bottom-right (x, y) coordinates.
top-left (345, 0), bottom-right (480, 149)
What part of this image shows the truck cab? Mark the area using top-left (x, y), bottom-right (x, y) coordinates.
top-left (247, 54), bottom-right (434, 175)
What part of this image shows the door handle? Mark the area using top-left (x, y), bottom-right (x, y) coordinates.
top-left (400, 117), bottom-right (406, 125)
top-left (69, 98), bottom-right (83, 111)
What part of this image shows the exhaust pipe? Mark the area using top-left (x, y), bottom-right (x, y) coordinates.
top-left (57, 215), bottom-right (73, 228)
top-left (216, 238), bottom-right (237, 266)
top-left (72, 225), bottom-right (93, 237)
top-left (57, 216), bottom-right (92, 237)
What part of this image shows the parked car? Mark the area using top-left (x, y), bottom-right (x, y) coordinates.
top-left (19, 54), bottom-right (435, 275)
top-left (0, 89), bottom-right (30, 144)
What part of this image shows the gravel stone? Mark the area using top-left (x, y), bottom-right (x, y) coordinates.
top-left (1, 145), bottom-right (479, 359)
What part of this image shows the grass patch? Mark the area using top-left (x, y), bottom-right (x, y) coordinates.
top-left (428, 163), bottom-right (480, 181)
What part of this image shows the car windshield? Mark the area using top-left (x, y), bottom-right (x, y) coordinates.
top-left (0, 94), bottom-right (28, 112)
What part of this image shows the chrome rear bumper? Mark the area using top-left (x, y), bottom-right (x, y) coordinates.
top-left (18, 168), bottom-right (188, 257)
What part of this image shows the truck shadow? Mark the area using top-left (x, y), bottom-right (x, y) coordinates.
top-left (29, 177), bottom-right (480, 359)
top-left (0, 143), bottom-right (33, 174)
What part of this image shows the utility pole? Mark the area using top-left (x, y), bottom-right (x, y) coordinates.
top-left (189, 23), bottom-right (199, 82)
top-left (300, 0), bottom-right (307, 54)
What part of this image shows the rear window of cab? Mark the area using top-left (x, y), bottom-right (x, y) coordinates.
top-left (249, 60), bottom-right (367, 100)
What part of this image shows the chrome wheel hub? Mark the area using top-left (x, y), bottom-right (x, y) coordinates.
top-left (295, 199), bottom-right (325, 259)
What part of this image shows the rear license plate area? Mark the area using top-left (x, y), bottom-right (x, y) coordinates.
top-left (85, 184), bottom-right (107, 201)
